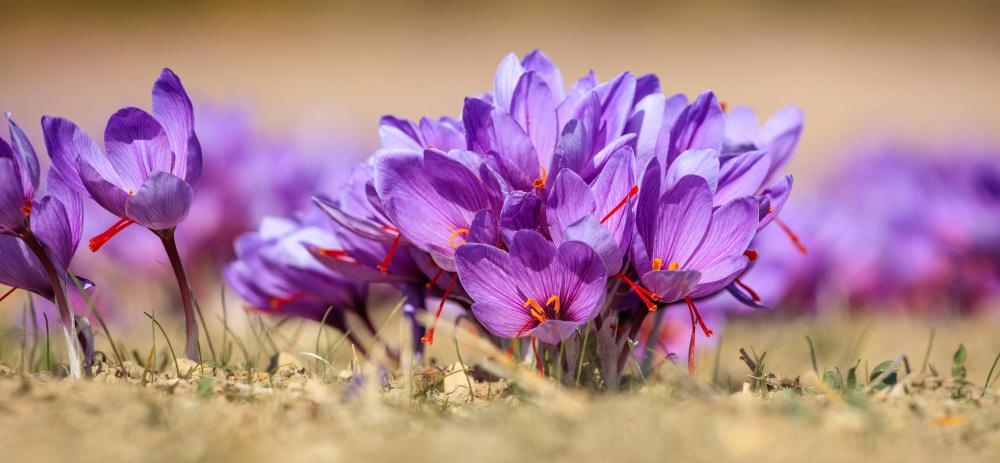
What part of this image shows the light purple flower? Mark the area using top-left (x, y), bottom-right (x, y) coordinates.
top-left (455, 230), bottom-right (606, 344)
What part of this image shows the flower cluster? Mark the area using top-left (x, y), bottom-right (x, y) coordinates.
top-left (226, 50), bottom-right (804, 385)
top-left (725, 144), bottom-right (1000, 316)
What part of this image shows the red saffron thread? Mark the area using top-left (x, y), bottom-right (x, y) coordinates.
top-left (734, 277), bottom-right (761, 302)
top-left (0, 287), bottom-right (17, 303)
top-left (89, 217), bottom-right (136, 252)
top-left (600, 185), bottom-right (639, 224)
top-left (612, 273), bottom-right (659, 310)
top-left (420, 274), bottom-right (459, 345)
top-left (773, 217), bottom-right (808, 254)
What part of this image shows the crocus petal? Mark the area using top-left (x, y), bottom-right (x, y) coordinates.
top-left (633, 74), bottom-right (661, 104)
top-left (727, 283), bottom-right (772, 310)
top-left (667, 90), bottom-right (724, 163)
top-left (29, 196), bottom-right (75, 268)
top-left (486, 110), bottom-right (540, 191)
top-left (151, 68), bottom-right (199, 183)
top-left (593, 72), bottom-right (637, 146)
top-left (627, 93), bottom-right (665, 168)
top-left (419, 117), bottom-right (465, 152)
top-left (455, 243), bottom-right (524, 314)
top-left (548, 119), bottom-right (588, 179)
top-left (379, 115), bottom-right (423, 151)
top-left (649, 175), bottom-right (713, 269)
top-left (547, 168), bottom-right (595, 242)
top-left (589, 146), bottom-right (636, 260)
top-left (0, 236), bottom-right (49, 297)
top-left (510, 71), bottom-right (558, 168)
top-left (634, 158), bottom-right (663, 252)
top-left (532, 319), bottom-right (584, 345)
top-left (0, 159), bottom-right (24, 230)
top-left (499, 191), bottom-right (543, 246)
top-left (690, 255), bottom-right (749, 298)
top-left (664, 148), bottom-right (720, 193)
top-left (714, 150), bottom-right (771, 206)
top-left (467, 208), bottom-right (499, 246)
top-left (686, 196), bottom-right (758, 270)
top-left (758, 175), bottom-right (793, 229)
top-left (563, 216), bottom-right (622, 275)
top-left (41, 116), bottom-right (101, 194)
top-left (640, 269), bottom-right (701, 303)
top-left (521, 49), bottom-right (566, 102)
top-left (493, 52), bottom-right (525, 111)
top-left (509, 229), bottom-right (557, 272)
top-left (78, 160), bottom-right (130, 218)
top-left (45, 169), bottom-right (84, 248)
top-left (104, 107), bottom-right (173, 193)
top-left (723, 106), bottom-right (761, 149)
top-left (125, 171), bottom-right (194, 230)
top-left (472, 301), bottom-right (537, 339)
top-left (6, 116), bottom-right (40, 198)
top-left (761, 106), bottom-right (804, 185)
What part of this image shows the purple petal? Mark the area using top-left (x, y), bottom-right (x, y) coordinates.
top-left (589, 146), bottom-right (636, 260)
top-left (0, 236), bottom-right (49, 297)
top-left (41, 116), bottom-right (101, 194)
top-left (593, 72), bottom-right (637, 145)
top-left (44, 169), bottom-right (83, 247)
top-left (548, 119), bottom-right (588, 179)
top-left (521, 49), bottom-right (566, 102)
top-left (627, 93), bottom-right (665, 168)
top-left (78, 160), bottom-right (130, 218)
top-left (467, 208), bottom-right (499, 246)
top-left (6, 116), bottom-right (40, 198)
top-left (690, 255), bottom-right (749, 298)
top-left (649, 175), bottom-right (713, 271)
top-left (546, 168), bottom-right (595, 242)
top-left (531, 320), bottom-right (584, 345)
top-left (510, 71), bottom-right (559, 168)
top-left (664, 148), bottom-right (720, 193)
top-left (486, 110), bottom-right (540, 191)
top-left (151, 68), bottom-right (199, 184)
top-left (761, 106), bottom-right (804, 184)
top-left (758, 175), bottom-right (793, 229)
top-left (727, 283), bottom-right (772, 310)
top-left (563, 216), bottom-right (622, 275)
top-left (667, 91), bottom-right (724, 163)
top-left (29, 196), bottom-right (76, 268)
top-left (104, 107), bottom-right (173, 193)
top-left (686, 196), bottom-right (758, 270)
top-left (500, 191), bottom-right (543, 246)
top-left (509, 229), bottom-right (557, 272)
top-left (0, 159), bottom-right (24, 231)
top-left (493, 52), bottom-right (525, 111)
top-left (419, 117), bottom-right (465, 152)
top-left (633, 74), bottom-right (661, 104)
top-left (714, 150), bottom-right (771, 206)
top-left (125, 171), bottom-right (194, 230)
top-left (379, 115), bottom-right (423, 151)
top-left (640, 269), bottom-right (701, 303)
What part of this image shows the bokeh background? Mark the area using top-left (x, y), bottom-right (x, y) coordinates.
top-left (2, 0), bottom-right (1000, 376)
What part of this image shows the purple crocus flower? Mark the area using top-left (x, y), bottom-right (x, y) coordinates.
top-left (455, 230), bottom-right (606, 344)
top-left (225, 215), bottom-right (371, 349)
top-left (43, 68), bottom-right (204, 360)
top-left (1, 114), bottom-right (88, 377)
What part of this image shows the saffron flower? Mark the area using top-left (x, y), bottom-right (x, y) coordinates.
top-left (42, 68), bottom-right (204, 360)
top-left (455, 230), bottom-right (606, 345)
top-left (0, 115), bottom-right (88, 378)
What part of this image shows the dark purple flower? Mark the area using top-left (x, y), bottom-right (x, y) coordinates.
top-left (455, 230), bottom-right (606, 344)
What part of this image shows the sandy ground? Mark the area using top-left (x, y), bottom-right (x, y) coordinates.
top-left (2, 316), bottom-right (999, 463)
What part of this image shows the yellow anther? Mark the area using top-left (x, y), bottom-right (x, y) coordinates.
top-left (668, 261), bottom-right (680, 271)
top-left (448, 228), bottom-right (469, 248)
top-left (652, 258), bottom-right (663, 271)
top-left (546, 295), bottom-right (561, 314)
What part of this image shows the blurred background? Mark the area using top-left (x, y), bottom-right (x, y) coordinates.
top-left (2, 0), bottom-right (1000, 377)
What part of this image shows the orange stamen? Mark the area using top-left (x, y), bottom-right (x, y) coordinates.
top-left (773, 216), bottom-right (808, 254)
top-left (612, 273), bottom-right (659, 310)
top-left (378, 231), bottom-right (402, 274)
top-left (734, 277), bottom-right (761, 302)
top-left (667, 261), bottom-right (680, 271)
top-left (448, 228), bottom-right (469, 248)
top-left (600, 185), bottom-right (639, 224)
top-left (532, 164), bottom-right (548, 190)
top-left (88, 217), bottom-right (136, 252)
top-left (684, 295), bottom-right (713, 377)
top-left (421, 274), bottom-right (459, 345)
top-left (744, 250), bottom-right (758, 262)
top-left (426, 268), bottom-right (444, 289)
top-left (0, 287), bottom-right (17, 303)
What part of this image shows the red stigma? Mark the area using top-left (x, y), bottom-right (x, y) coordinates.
top-left (684, 296), bottom-right (713, 377)
top-left (506, 319), bottom-right (536, 358)
top-left (378, 227), bottom-right (402, 274)
top-left (600, 185), bottom-right (639, 225)
top-left (426, 268), bottom-right (444, 289)
top-left (612, 273), bottom-right (659, 310)
top-left (88, 217), bottom-right (136, 252)
top-left (312, 247), bottom-right (361, 265)
top-left (743, 250), bottom-right (758, 262)
top-left (21, 199), bottom-right (32, 215)
top-left (532, 336), bottom-right (544, 376)
top-left (720, 101), bottom-right (729, 113)
top-left (421, 274), bottom-right (459, 345)
top-left (0, 287), bottom-right (18, 303)
top-left (734, 277), bottom-right (761, 302)
top-left (773, 217), bottom-right (808, 254)
top-left (269, 292), bottom-right (303, 309)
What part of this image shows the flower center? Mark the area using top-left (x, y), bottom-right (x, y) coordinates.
top-left (523, 295), bottom-right (560, 323)
top-left (599, 185), bottom-right (639, 224)
top-left (89, 217), bottom-right (136, 252)
top-left (651, 258), bottom-right (680, 271)
top-left (532, 164), bottom-right (548, 190)
top-left (448, 228), bottom-right (469, 248)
